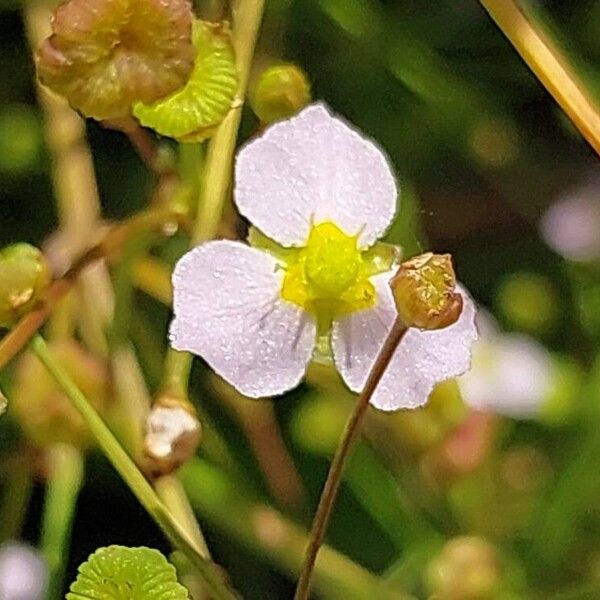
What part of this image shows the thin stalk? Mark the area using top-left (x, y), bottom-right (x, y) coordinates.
top-left (192, 0), bottom-right (265, 243)
top-left (133, 256), bottom-right (173, 306)
top-left (479, 0), bottom-right (600, 157)
top-left (294, 318), bottom-right (407, 600)
top-left (29, 335), bottom-right (238, 600)
top-left (41, 444), bottom-right (84, 600)
top-left (160, 0), bottom-right (265, 399)
top-left (154, 474), bottom-right (210, 558)
top-left (126, 126), bottom-right (176, 180)
top-left (0, 207), bottom-right (184, 370)
top-left (182, 459), bottom-right (413, 600)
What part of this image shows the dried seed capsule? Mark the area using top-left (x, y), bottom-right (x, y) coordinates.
top-left (250, 64), bottom-right (311, 124)
top-left (36, 0), bottom-right (195, 121)
top-left (143, 395), bottom-right (201, 477)
top-left (0, 243), bottom-right (50, 328)
top-left (390, 252), bottom-right (463, 330)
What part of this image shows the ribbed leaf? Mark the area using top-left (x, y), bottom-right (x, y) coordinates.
top-left (67, 546), bottom-right (189, 599)
top-left (133, 20), bottom-right (238, 141)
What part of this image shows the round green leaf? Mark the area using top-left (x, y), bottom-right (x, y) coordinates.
top-left (67, 546), bottom-right (189, 599)
top-left (133, 20), bottom-right (238, 141)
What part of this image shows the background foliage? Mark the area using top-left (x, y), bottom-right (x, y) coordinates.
top-left (2, 0), bottom-right (600, 598)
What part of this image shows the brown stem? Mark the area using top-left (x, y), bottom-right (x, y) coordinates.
top-left (480, 0), bottom-right (600, 157)
top-left (0, 208), bottom-right (184, 370)
top-left (125, 126), bottom-right (177, 181)
top-left (294, 317), bottom-right (407, 600)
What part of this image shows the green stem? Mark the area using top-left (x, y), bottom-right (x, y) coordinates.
top-left (294, 318), bottom-right (407, 600)
top-left (479, 0), bottom-right (600, 157)
top-left (29, 335), bottom-right (238, 600)
top-left (41, 444), bottom-right (84, 600)
top-left (154, 475), bottom-right (210, 558)
top-left (161, 0), bottom-right (265, 398)
top-left (181, 459), bottom-right (413, 600)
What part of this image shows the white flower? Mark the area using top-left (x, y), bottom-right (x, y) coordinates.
top-left (170, 103), bottom-right (478, 410)
top-left (0, 542), bottom-right (47, 600)
top-left (459, 312), bottom-right (554, 418)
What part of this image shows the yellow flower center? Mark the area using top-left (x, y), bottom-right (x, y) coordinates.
top-left (284, 223), bottom-right (378, 323)
top-left (249, 222), bottom-right (399, 334)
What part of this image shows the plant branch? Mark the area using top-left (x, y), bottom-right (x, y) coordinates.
top-left (29, 335), bottom-right (239, 600)
top-left (479, 0), bottom-right (600, 157)
top-left (182, 458), bottom-right (412, 600)
top-left (160, 0), bottom-right (265, 398)
top-left (0, 207), bottom-right (185, 370)
top-left (294, 317), bottom-right (408, 600)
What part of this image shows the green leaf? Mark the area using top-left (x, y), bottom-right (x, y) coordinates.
top-left (133, 20), bottom-right (238, 142)
top-left (67, 545), bottom-right (190, 599)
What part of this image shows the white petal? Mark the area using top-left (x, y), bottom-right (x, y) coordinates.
top-left (170, 241), bottom-right (316, 398)
top-left (459, 332), bottom-right (553, 419)
top-left (332, 272), bottom-right (478, 411)
top-left (235, 103), bottom-right (397, 248)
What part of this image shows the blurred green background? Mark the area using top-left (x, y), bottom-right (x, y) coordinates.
top-left (3, 0), bottom-right (600, 598)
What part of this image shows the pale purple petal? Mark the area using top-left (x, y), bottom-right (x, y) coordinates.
top-left (459, 328), bottom-right (553, 419)
top-left (170, 241), bottom-right (316, 398)
top-left (0, 542), bottom-right (47, 600)
top-left (540, 174), bottom-right (600, 261)
top-left (331, 272), bottom-right (478, 411)
top-left (235, 103), bottom-right (398, 248)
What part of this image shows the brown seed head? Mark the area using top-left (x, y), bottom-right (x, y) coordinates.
top-left (36, 0), bottom-right (195, 121)
top-left (390, 252), bottom-right (463, 330)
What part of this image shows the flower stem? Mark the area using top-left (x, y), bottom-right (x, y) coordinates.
top-left (182, 458), bottom-right (413, 600)
top-left (294, 317), bottom-right (407, 600)
top-left (479, 0), bottom-right (600, 157)
top-left (160, 0), bottom-right (265, 397)
top-left (29, 334), bottom-right (239, 600)
top-left (41, 443), bottom-right (84, 600)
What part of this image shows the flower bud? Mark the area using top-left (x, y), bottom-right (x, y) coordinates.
top-left (11, 340), bottom-right (107, 448)
top-left (36, 0), bottom-right (195, 121)
top-left (390, 252), bottom-right (463, 330)
top-left (425, 536), bottom-right (501, 600)
top-left (0, 243), bottom-right (51, 328)
top-left (144, 395), bottom-right (201, 477)
top-left (250, 64), bottom-right (311, 124)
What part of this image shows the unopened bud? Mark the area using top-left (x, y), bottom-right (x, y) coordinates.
top-left (390, 252), bottom-right (462, 330)
top-left (37, 0), bottom-right (195, 121)
top-left (0, 243), bottom-right (51, 327)
top-left (250, 64), bottom-right (311, 124)
top-left (11, 340), bottom-right (107, 448)
top-left (425, 536), bottom-right (501, 600)
top-left (144, 396), bottom-right (201, 477)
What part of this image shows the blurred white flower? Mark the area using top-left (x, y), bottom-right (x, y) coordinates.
top-left (459, 312), bottom-right (553, 418)
top-left (540, 174), bottom-right (600, 262)
top-left (170, 103), bottom-right (477, 410)
top-left (0, 542), bottom-right (47, 600)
